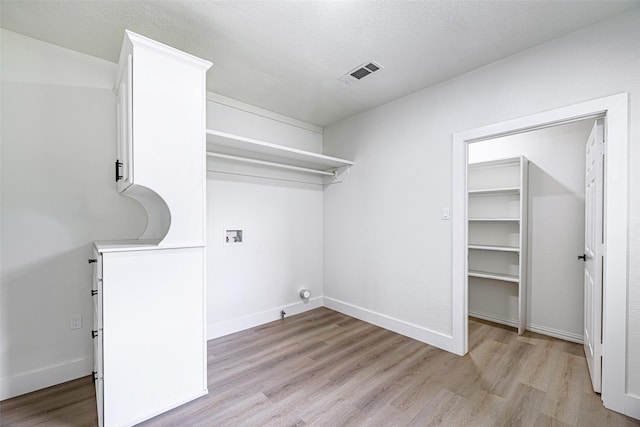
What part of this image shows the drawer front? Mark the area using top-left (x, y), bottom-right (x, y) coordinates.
top-left (92, 252), bottom-right (103, 330)
top-left (93, 283), bottom-right (103, 330)
top-left (93, 327), bottom-right (104, 427)
top-left (91, 250), bottom-right (104, 427)
top-left (96, 250), bottom-right (103, 280)
top-left (95, 376), bottom-right (104, 427)
top-left (93, 300), bottom-right (100, 330)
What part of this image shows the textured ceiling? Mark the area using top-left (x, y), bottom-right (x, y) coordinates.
top-left (1, 1), bottom-right (638, 127)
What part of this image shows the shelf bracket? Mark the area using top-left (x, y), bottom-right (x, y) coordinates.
top-left (324, 164), bottom-right (351, 185)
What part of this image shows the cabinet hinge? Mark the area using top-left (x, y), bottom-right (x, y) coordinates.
top-left (91, 290), bottom-right (98, 296)
top-left (91, 330), bottom-right (98, 339)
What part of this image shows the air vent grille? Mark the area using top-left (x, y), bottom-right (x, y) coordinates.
top-left (340, 61), bottom-right (383, 84)
top-left (351, 67), bottom-right (371, 80)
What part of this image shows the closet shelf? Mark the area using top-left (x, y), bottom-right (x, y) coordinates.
top-left (468, 270), bottom-right (519, 283)
top-left (468, 244), bottom-right (520, 252)
top-left (468, 218), bottom-right (520, 222)
top-left (206, 129), bottom-right (354, 174)
top-left (468, 187), bottom-right (520, 195)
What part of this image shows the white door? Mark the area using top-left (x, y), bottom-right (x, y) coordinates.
top-left (583, 118), bottom-right (604, 393)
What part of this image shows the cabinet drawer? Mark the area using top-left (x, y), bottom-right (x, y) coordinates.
top-left (93, 291), bottom-right (102, 330)
top-left (93, 327), bottom-right (104, 426)
top-left (96, 254), bottom-right (103, 281)
top-left (95, 376), bottom-right (104, 427)
top-left (93, 307), bottom-right (101, 331)
top-left (93, 251), bottom-right (103, 329)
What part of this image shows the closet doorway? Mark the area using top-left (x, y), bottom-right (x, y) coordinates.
top-left (451, 93), bottom-right (629, 414)
top-left (466, 119), bottom-right (593, 343)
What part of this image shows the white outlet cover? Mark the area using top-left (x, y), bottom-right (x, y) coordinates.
top-left (70, 314), bottom-right (82, 330)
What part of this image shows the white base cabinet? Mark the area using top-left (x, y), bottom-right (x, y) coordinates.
top-left (92, 244), bottom-right (207, 427)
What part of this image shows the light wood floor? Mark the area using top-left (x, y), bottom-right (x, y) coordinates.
top-left (1, 307), bottom-right (638, 426)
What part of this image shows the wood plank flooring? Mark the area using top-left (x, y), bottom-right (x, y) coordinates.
top-left (1, 307), bottom-right (638, 426)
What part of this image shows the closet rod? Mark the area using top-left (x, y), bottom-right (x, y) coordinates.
top-left (206, 152), bottom-right (336, 176)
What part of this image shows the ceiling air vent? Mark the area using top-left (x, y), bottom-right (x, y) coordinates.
top-left (339, 61), bottom-right (383, 85)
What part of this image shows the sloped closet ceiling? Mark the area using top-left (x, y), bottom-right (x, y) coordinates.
top-left (1, 0), bottom-right (638, 126)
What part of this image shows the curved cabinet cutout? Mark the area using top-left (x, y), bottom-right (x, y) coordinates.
top-left (123, 184), bottom-right (171, 244)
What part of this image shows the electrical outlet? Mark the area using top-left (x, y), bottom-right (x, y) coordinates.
top-left (70, 314), bottom-right (82, 330)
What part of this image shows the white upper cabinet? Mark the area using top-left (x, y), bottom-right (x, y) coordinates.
top-left (114, 31), bottom-right (212, 246)
top-left (115, 53), bottom-right (133, 193)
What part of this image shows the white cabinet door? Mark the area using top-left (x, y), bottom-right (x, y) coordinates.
top-left (101, 247), bottom-right (207, 426)
top-left (116, 54), bottom-right (133, 193)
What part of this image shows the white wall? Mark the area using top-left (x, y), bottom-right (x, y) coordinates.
top-left (323, 10), bottom-right (640, 395)
top-left (468, 120), bottom-right (592, 342)
top-left (0, 29), bottom-right (326, 399)
top-left (0, 29), bottom-right (147, 399)
top-left (205, 97), bottom-right (324, 338)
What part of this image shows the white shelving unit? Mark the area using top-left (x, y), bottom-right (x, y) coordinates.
top-left (468, 156), bottom-right (528, 334)
top-left (206, 129), bottom-right (353, 178)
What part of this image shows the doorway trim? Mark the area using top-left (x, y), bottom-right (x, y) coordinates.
top-left (452, 93), bottom-right (633, 416)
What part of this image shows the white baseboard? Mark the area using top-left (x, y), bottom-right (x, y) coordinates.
top-left (127, 389), bottom-right (209, 427)
top-left (604, 393), bottom-right (640, 421)
top-left (468, 311), bottom-right (519, 328)
top-left (526, 323), bottom-right (583, 344)
top-left (207, 297), bottom-right (324, 340)
top-left (2, 302), bottom-right (589, 403)
top-left (0, 357), bottom-right (92, 401)
top-left (469, 310), bottom-right (584, 344)
top-left (208, 296), bottom-right (457, 353)
top-left (323, 297), bottom-right (456, 353)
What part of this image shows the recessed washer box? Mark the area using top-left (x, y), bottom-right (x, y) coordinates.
top-left (225, 229), bottom-right (243, 244)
